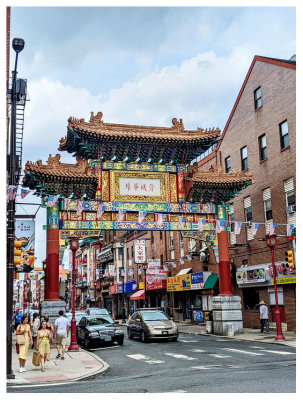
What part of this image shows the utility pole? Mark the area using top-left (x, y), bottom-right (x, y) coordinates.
top-left (6, 38), bottom-right (25, 379)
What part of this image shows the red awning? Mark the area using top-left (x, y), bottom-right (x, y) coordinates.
top-left (130, 290), bottom-right (145, 301)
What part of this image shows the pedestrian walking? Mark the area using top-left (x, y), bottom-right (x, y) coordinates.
top-left (16, 315), bottom-right (33, 373)
top-left (13, 309), bottom-right (22, 332)
top-left (53, 310), bottom-right (70, 360)
top-left (44, 314), bottom-right (54, 361)
top-left (31, 313), bottom-right (40, 349)
top-left (259, 300), bottom-right (270, 334)
top-left (36, 321), bottom-right (51, 372)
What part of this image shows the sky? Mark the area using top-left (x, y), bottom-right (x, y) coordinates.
top-left (4, 3), bottom-right (296, 270)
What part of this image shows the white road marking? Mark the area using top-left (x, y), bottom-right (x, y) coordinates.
top-left (126, 354), bottom-right (165, 364)
top-left (189, 349), bottom-right (207, 353)
top-left (192, 365), bottom-right (222, 370)
top-left (165, 390), bottom-right (187, 393)
top-left (222, 348), bottom-right (263, 356)
top-left (250, 346), bottom-right (266, 349)
top-left (208, 354), bottom-right (232, 358)
top-left (261, 350), bottom-right (294, 355)
top-left (164, 352), bottom-right (197, 360)
top-left (178, 339), bottom-right (199, 343)
top-left (89, 345), bottom-right (120, 351)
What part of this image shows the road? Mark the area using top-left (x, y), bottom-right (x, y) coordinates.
top-left (7, 327), bottom-right (296, 393)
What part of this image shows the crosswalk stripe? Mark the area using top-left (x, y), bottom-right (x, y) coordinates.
top-left (164, 390), bottom-right (187, 393)
top-left (222, 348), bottom-right (263, 356)
top-left (250, 346), bottom-right (266, 349)
top-left (192, 365), bottom-right (222, 370)
top-left (126, 354), bottom-right (165, 364)
top-left (208, 354), bottom-right (232, 358)
top-left (178, 339), bottom-right (199, 343)
top-left (164, 352), bottom-right (197, 360)
top-left (189, 349), bottom-right (207, 353)
top-left (261, 350), bottom-right (294, 355)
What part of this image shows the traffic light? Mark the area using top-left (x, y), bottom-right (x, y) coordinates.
top-left (285, 250), bottom-right (294, 269)
top-left (14, 241), bottom-right (22, 265)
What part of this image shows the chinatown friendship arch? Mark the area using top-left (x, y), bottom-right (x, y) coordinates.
top-left (23, 111), bottom-right (254, 333)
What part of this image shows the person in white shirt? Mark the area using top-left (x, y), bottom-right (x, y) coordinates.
top-left (259, 300), bottom-right (269, 334)
top-left (53, 310), bottom-right (70, 360)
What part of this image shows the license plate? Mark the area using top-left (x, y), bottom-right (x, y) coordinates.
top-left (162, 331), bottom-right (168, 335)
top-left (104, 337), bottom-right (111, 342)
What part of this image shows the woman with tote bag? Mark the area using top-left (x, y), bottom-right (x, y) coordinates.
top-left (36, 321), bottom-right (51, 372)
top-left (16, 315), bottom-right (33, 373)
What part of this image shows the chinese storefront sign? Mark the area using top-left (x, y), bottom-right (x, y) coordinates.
top-left (146, 272), bottom-right (168, 290)
top-left (167, 274), bottom-right (191, 291)
top-left (134, 239), bottom-right (146, 263)
top-left (15, 219), bottom-right (35, 273)
top-left (191, 272), bottom-right (204, 289)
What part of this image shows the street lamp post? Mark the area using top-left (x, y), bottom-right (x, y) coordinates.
top-left (266, 234), bottom-right (285, 341)
top-left (142, 263), bottom-right (148, 308)
top-left (68, 234), bottom-right (80, 351)
top-left (6, 37), bottom-right (25, 379)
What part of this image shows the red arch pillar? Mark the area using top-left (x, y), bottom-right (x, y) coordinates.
top-left (216, 205), bottom-right (233, 296)
top-left (44, 203), bottom-right (60, 301)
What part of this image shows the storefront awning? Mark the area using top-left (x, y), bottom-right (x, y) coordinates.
top-left (203, 274), bottom-right (218, 289)
top-left (130, 290), bottom-right (145, 301)
top-left (176, 268), bottom-right (192, 276)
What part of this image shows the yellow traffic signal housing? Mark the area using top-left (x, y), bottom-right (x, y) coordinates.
top-left (14, 241), bottom-right (22, 265)
top-left (285, 250), bottom-right (294, 269)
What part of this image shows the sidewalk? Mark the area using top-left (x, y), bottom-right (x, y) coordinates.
top-left (117, 320), bottom-right (296, 348)
top-left (7, 334), bottom-right (109, 386)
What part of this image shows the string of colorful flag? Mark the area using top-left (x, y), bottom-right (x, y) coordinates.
top-left (9, 187), bottom-right (295, 237)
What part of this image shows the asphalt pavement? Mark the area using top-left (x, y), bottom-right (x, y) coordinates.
top-left (7, 325), bottom-right (296, 393)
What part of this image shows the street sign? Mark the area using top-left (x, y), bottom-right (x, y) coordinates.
top-left (134, 239), bottom-right (146, 263)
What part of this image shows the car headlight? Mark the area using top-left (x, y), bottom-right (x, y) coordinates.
top-left (89, 332), bottom-right (99, 337)
top-left (115, 329), bottom-right (123, 334)
top-left (172, 323), bottom-right (177, 329)
top-left (146, 324), bottom-right (154, 330)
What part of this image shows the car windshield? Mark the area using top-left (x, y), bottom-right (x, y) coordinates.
top-left (87, 316), bottom-right (114, 326)
top-left (142, 312), bottom-right (169, 321)
top-left (89, 309), bottom-right (109, 315)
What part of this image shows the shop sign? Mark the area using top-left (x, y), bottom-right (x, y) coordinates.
top-left (191, 272), bottom-right (204, 289)
top-left (134, 240), bottom-right (146, 263)
top-left (193, 310), bottom-right (204, 322)
top-left (236, 267), bottom-right (266, 284)
top-left (147, 259), bottom-right (160, 268)
top-left (117, 280), bottom-right (136, 293)
top-left (167, 274), bottom-right (191, 291)
top-left (273, 276), bottom-right (296, 285)
top-left (109, 284), bottom-right (119, 295)
top-left (138, 281), bottom-right (144, 290)
top-left (268, 263), bottom-right (295, 278)
top-left (146, 272), bottom-right (168, 290)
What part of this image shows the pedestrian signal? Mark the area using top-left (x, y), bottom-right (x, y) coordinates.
top-left (285, 250), bottom-right (294, 269)
top-left (14, 241), bottom-right (22, 265)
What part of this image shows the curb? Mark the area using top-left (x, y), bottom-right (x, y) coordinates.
top-left (7, 348), bottom-right (109, 387)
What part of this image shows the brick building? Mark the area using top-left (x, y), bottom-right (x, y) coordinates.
top-left (199, 55), bottom-right (296, 331)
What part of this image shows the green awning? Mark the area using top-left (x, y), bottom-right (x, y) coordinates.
top-left (203, 274), bottom-right (218, 289)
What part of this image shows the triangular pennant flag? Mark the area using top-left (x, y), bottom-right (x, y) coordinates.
top-left (118, 208), bottom-right (127, 221)
top-left (157, 213), bottom-right (167, 226)
top-left (20, 189), bottom-right (30, 199)
top-left (215, 220), bottom-right (222, 233)
top-left (180, 257), bottom-right (184, 265)
top-left (287, 224), bottom-right (294, 237)
top-left (251, 222), bottom-right (259, 237)
top-left (234, 222), bottom-right (243, 235)
top-left (178, 216), bottom-right (186, 230)
top-left (138, 211), bottom-right (147, 223)
top-left (269, 222), bottom-right (277, 235)
top-left (187, 254), bottom-right (192, 261)
top-left (77, 200), bottom-right (84, 216)
top-left (172, 261), bottom-right (177, 269)
top-left (7, 186), bottom-right (17, 201)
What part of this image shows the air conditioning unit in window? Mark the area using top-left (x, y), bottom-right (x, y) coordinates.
top-left (286, 205), bottom-right (296, 214)
top-left (246, 221), bottom-right (252, 228)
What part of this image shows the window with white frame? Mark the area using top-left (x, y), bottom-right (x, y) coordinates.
top-left (228, 204), bottom-right (236, 245)
top-left (244, 196), bottom-right (253, 241)
top-left (263, 188), bottom-right (273, 221)
top-left (188, 238), bottom-right (196, 254)
top-left (284, 177), bottom-right (296, 225)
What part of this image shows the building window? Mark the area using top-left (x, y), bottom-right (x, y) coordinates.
top-left (242, 259), bottom-right (248, 267)
top-left (241, 146), bottom-right (248, 171)
top-left (242, 287), bottom-right (260, 310)
top-left (259, 134), bottom-right (267, 161)
top-left (170, 233), bottom-right (174, 249)
top-left (160, 254), bottom-right (163, 266)
top-left (254, 87), bottom-right (262, 110)
top-left (263, 188), bottom-right (273, 221)
top-left (225, 156), bottom-right (231, 173)
top-left (151, 231), bottom-right (154, 244)
top-left (188, 238), bottom-right (196, 254)
top-left (284, 178), bottom-right (295, 216)
top-left (280, 120), bottom-right (289, 150)
top-left (159, 231), bottom-right (163, 240)
top-left (127, 248), bottom-right (129, 260)
top-left (244, 197), bottom-right (252, 222)
top-left (131, 246), bottom-right (134, 258)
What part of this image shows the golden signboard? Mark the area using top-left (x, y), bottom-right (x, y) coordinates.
top-left (273, 276), bottom-right (296, 285)
top-left (138, 281), bottom-right (144, 289)
top-left (167, 274), bottom-right (191, 291)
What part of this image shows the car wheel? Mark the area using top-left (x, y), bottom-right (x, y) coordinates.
top-left (172, 337), bottom-right (178, 342)
top-left (127, 329), bottom-right (133, 340)
top-left (85, 337), bottom-right (90, 349)
top-left (117, 338), bottom-right (124, 346)
top-left (140, 330), bottom-right (148, 343)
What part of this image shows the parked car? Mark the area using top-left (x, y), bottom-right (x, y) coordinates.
top-left (86, 307), bottom-right (110, 316)
top-left (76, 315), bottom-right (124, 348)
top-left (66, 312), bottom-right (87, 326)
top-left (127, 309), bottom-right (178, 342)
